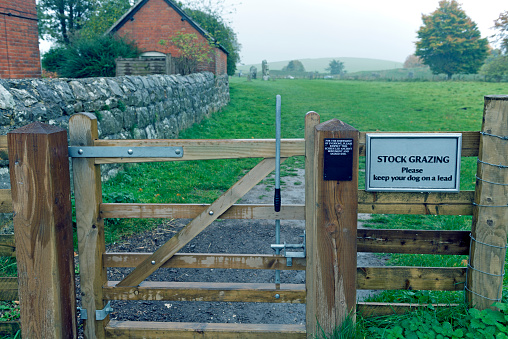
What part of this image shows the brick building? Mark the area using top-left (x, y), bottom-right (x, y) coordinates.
top-left (0, 0), bottom-right (41, 78)
top-left (107, 0), bottom-right (228, 75)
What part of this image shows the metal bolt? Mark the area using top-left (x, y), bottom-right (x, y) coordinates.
top-left (274, 294), bottom-right (280, 299)
top-left (151, 260), bottom-right (156, 265)
top-left (175, 149), bottom-right (181, 155)
top-left (209, 211), bottom-right (214, 215)
top-left (78, 149), bottom-right (84, 155)
top-left (128, 149), bottom-right (134, 155)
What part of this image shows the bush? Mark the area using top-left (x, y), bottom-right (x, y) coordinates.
top-left (41, 46), bottom-right (68, 73)
top-left (42, 35), bottom-right (141, 78)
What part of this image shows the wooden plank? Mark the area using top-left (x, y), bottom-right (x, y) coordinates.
top-left (70, 113), bottom-right (108, 338)
top-left (467, 96), bottom-right (508, 310)
top-left (100, 190), bottom-right (474, 220)
top-left (104, 253), bottom-right (306, 270)
top-left (357, 267), bottom-right (466, 291)
top-left (101, 203), bottom-right (305, 220)
top-left (0, 235), bottom-right (15, 257)
top-left (0, 135), bottom-right (7, 148)
top-left (359, 131), bottom-right (480, 157)
top-left (357, 302), bottom-right (461, 317)
top-left (117, 158), bottom-right (282, 287)
top-left (105, 321), bottom-right (306, 338)
top-left (8, 122), bottom-right (76, 339)
top-left (304, 112), bottom-right (320, 339)
top-left (357, 229), bottom-right (470, 255)
top-left (0, 189), bottom-right (13, 213)
top-left (104, 281), bottom-right (306, 304)
top-left (93, 139), bottom-right (305, 164)
top-left (358, 190), bottom-right (474, 215)
top-left (0, 277), bottom-right (18, 300)
top-left (307, 118), bottom-right (358, 335)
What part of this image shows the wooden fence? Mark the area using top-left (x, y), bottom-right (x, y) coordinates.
top-left (2, 95), bottom-right (508, 337)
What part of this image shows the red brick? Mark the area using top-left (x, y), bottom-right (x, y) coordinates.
top-left (0, 0), bottom-right (41, 78)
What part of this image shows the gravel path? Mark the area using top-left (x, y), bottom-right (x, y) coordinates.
top-left (76, 168), bottom-right (387, 330)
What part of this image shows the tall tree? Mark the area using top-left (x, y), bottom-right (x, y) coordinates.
top-left (493, 11), bottom-right (508, 54)
top-left (326, 59), bottom-right (345, 74)
top-left (183, 6), bottom-right (241, 76)
top-left (415, 0), bottom-right (488, 79)
top-left (79, 0), bottom-right (131, 39)
top-left (37, 0), bottom-right (98, 44)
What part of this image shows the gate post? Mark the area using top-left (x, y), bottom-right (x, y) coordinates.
top-left (8, 122), bottom-right (76, 338)
top-left (306, 117), bottom-right (358, 336)
top-left (467, 95), bottom-right (508, 309)
top-left (69, 113), bottom-right (107, 338)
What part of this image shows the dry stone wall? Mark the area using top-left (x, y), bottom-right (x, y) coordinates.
top-left (0, 72), bottom-right (229, 187)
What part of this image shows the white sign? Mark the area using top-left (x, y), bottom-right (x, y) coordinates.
top-left (365, 133), bottom-right (462, 192)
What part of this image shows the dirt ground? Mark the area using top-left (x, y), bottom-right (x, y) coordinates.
top-left (76, 168), bottom-right (388, 330)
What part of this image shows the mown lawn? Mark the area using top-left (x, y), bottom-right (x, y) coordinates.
top-left (102, 77), bottom-right (508, 338)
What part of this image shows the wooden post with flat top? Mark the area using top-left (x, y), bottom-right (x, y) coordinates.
top-left (8, 122), bottom-right (76, 338)
top-left (467, 95), bottom-right (508, 310)
top-left (306, 118), bottom-right (359, 337)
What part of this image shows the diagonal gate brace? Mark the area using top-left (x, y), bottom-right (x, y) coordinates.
top-left (116, 157), bottom-right (286, 287)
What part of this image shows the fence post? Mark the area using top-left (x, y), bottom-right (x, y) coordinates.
top-left (306, 118), bottom-right (358, 337)
top-left (467, 95), bottom-right (508, 310)
top-left (69, 113), bottom-right (107, 338)
top-left (8, 122), bottom-right (76, 338)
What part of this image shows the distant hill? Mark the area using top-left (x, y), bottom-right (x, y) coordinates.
top-left (237, 57), bottom-right (403, 74)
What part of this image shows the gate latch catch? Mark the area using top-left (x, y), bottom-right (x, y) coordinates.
top-left (78, 301), bottom-right (113, 321)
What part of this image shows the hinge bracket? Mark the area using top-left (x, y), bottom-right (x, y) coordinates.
top-left (68, 146), bottom-right (183, 158)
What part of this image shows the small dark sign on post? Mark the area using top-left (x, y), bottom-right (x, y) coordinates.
top-left (323, 138), bottom-right (354, 181)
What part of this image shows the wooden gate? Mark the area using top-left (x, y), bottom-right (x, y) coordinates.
top-left (7, 95), bottom-right (508, 338)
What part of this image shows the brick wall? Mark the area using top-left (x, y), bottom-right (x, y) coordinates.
top-left (0, 0), bottom-right (41, 79)
top-left (114, 0), bottom-right (227, 75)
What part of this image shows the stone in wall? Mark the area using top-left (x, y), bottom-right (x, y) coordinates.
top-left (0, 72), bottom-right (230, 185)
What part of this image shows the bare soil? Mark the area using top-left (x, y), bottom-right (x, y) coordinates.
top-left (76, 169), bottom-right (388, 331)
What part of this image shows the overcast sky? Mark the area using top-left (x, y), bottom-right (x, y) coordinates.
top-left (216, 0), bottom-right (506, 64)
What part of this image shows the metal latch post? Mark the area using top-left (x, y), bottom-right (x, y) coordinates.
top-left (271, 231), bottom-right (306, 267)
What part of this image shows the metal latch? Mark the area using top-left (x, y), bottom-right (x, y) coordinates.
top-left (271, 231), bottom-right (306, 267)
top-left (78, 301), bottom-right (113, 321)
top-left (68, 146), bottom-right (183, 158)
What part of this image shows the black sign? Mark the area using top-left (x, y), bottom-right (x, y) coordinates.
top-left (323, 138), bottom-right (354, 181)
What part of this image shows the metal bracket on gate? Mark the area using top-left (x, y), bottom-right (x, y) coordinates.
top-left (78, 301), bottom-right (113, 321)
top-left (68, 146), bottom-right (183, 158)
top-left (271, 231), bottom-right (306, 267)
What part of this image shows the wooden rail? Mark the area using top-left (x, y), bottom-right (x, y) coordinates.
top-left (91, 131), bottom-right (479, 164)
top-left (105, 321), bottom-right (306, 338)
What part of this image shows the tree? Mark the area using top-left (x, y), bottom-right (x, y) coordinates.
top-left (282, 60), bottom-right (305, 72)
top-left (79, 0), bottom-right (131, 40)
top-left (480, 50), bottom-right (508, 82)
top-left (326, 59), bottom-right (345, 74)
top-left (37, 0), bottom-right (97, 44)
top-left (493, 11), bottom-right (508, 54)
top-left (415, 0), bottom-right (488, 79)
top-left (160, 30), bottom-right (213, 75)
top-left (181, 1), bottom-right (241, 76)
top-left (403, 55), bottom-right (425, 68)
